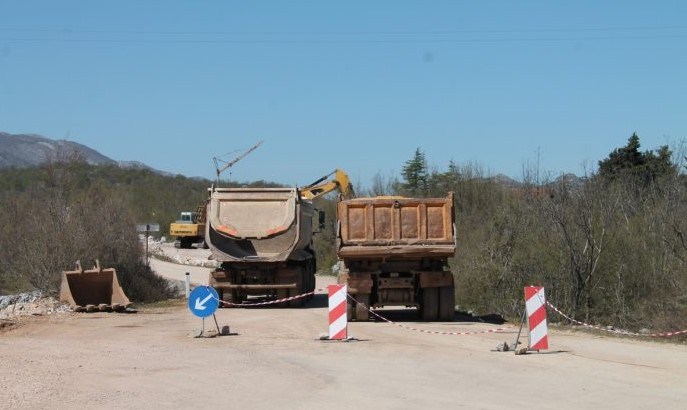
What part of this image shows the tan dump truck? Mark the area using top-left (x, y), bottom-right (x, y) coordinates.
top-left (337, 193), bottom-right (456, 321)
top-left (205, 187), bottom-right (320, 307)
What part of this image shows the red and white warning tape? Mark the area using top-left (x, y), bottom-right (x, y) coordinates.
top-left (210, 287), bottom-right (687, 339)
top-left (210, 288), bottom-right (508, 335)
top-left (348, 295), bottom-right (511, 336)
top-left (545, 300), bottom-right (687, 338)
top-left (213, 289), bottom-right (324, 307)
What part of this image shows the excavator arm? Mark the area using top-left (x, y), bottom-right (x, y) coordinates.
top-left (300, 169), bottom-right (355, 200)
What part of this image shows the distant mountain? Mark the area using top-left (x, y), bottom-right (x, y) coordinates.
top-left (554, 173), bottom-right (586, 189)
top-left (489, 172), bottom-right (586, 189)
top-left (490, 173), bottom-right (523, 188)
top-left (0, 132), bottom-right (115, 168)
top-left (0, 132), bottom-right (171, 175)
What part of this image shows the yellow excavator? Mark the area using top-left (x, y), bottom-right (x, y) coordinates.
top-left (299, 169), bottom-right (355, 200)
top-left (169, 202), bottom-right (207, 249)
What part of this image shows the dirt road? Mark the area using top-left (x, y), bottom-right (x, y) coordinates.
top-left (152, 257), bottom-right (211, 286)
top-left (2, 259), bottom-right (686, 409)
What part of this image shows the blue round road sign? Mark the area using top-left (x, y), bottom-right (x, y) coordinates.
top-left (188, 286), bottom-right (220, 318)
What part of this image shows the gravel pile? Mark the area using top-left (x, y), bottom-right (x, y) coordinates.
top-left (0, 291), bottom-right (71, 320)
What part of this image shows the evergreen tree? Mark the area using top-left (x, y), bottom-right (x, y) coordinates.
top-left (397, 148), bottom-right (429, 196)
top-left (598, 133), bottom-right (676, 183)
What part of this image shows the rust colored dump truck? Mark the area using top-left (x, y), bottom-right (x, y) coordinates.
top-left (205, 187), bottom-right (318, 307)
top-left (336, 193), bottom-right (456, 321)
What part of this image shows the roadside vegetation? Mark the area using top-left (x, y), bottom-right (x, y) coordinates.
top-left (0, 155), bottom-right (283, 300)
top-left (389, 134), bottom-right (687, 335)
top-left (0, 134), bottom-right (685, 335)
top-left (0, 160), bottom-right (185, 301)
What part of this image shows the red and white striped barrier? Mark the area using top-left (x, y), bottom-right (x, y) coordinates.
top-left (328, 285), bottom-right (348, 340)
top-left (525, 286), bottom-right (548, 350)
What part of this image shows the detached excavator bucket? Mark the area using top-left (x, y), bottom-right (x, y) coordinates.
top-left (60, 260), bottom-right (132, 312)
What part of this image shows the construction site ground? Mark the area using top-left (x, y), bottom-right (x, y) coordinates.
top-left (2, 245), bottom-right (686, 409)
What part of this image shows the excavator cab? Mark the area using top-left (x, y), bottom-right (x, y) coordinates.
top-left (179, 211), bottom-right (197, 224)
top-left (311, 208), bottom-right (327, 234)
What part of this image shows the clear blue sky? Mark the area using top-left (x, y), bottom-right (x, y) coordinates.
top-left (1, 1), bottom-right (685, 187)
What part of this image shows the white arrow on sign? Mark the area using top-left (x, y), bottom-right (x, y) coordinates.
top-left (194, 293), bottom-right (214, 311)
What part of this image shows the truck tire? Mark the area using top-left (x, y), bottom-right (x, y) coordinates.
top-left (215, 288), bottom-right (225, 307)
top-left (347, 298), bottom-right (356, 321)
top-left (355, 294), bottom-right (370, 322)
top-left (305, 259), bottom-right (315, 301)
top-left (288, 291), bottom-right (304, 307)
top-left (276, 289), bottom-right (289, 308)
top-left (221, 289), bottom-right (239, 307)
top-left (307, 274), bottom-right (315, 301)
top-left (288, 268), bottom-right (305, 307)
top-left (420, 287), bottom-right (439, 321)
top-left (309, 260), bottom-right (316, 299)
top-left (438, 286), bottom-right (455, 321)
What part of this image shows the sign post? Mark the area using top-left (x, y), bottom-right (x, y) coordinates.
top-left (136, 223), bottom-right (160, 267)
top-left (184, 272), bottom-right (190, 299)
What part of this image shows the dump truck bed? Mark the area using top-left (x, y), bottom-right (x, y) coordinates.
top-left (206, 187), bottom-right (314, 263)
top-left (337, 193), bottom-right (457, 321)
top-left (337, 193), bottom-right (455, 259)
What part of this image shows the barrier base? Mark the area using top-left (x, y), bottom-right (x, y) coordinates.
top-left (317, 333), bottom-right (358, 342)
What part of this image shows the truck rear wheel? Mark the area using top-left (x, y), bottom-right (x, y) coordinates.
top-left (438, 286), bottom-right (455, 321)
top-left (288, 271), bottom-right (304, 308)
top-left (420, 287), bottom-right (439, 321)
top-left (276, 289), bottom-right (289, 307)
top-left (288, 290), bottom-right (304, 307)
top-left (304, 260), bottom-right (315, 301)
top-left (355, 294), bottom-right (370, 321)
top-left (215, 289), bottom-right (225, 307)
top-left (215, 289), bottom-right (233, 307)
top-left (347, 298), bottom-right (356, 321)
top-left (208, 276), bottom-right (223, 307)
